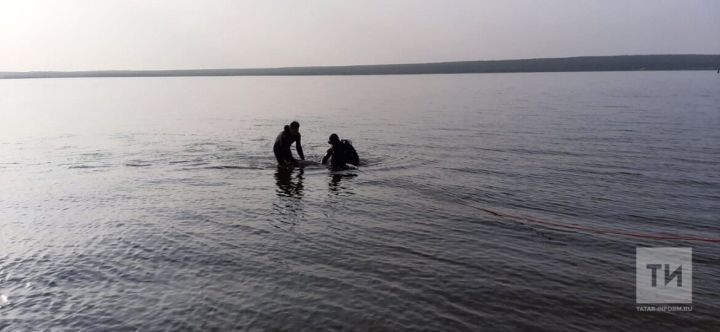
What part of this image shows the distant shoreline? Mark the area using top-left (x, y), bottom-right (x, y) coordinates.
top-left (1, 54), bottom-right (718, 80)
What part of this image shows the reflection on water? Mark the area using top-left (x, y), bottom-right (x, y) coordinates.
top-left (274, 167), bottom-right (304, 198)
top-left (328, 172), bottom-right (358, 195)
top-left (272, 167), bottom-right (305, 229)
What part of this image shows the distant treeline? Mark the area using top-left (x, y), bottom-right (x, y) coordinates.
top-left (1, 54), bottom-right (719, 79)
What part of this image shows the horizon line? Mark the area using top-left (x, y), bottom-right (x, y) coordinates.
top-left (2, 53), bottom-right (719, 74)
top-left (1, 54), bottom-right (718, 79)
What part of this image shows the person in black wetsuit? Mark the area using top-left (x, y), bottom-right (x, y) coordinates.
top-left (273, 121), bottom-right (304, 166)
top-left (322, 133), bottom-right (359, 169)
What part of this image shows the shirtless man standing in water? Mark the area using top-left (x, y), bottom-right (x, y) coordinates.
top-left (273, 121), bottom-right (304, 166)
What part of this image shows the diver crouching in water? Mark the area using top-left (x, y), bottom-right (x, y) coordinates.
top-left (273, 121), bottom-right (304, 166)
top-left (322, 133), bottom-right (359, 169)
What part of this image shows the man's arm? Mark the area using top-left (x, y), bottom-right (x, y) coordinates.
top-left (296, 135), bottom-right (305, 160)
top-left (321, 148), bottom-right (332, 165)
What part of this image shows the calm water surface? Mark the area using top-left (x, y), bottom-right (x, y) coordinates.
top-left (0, 72), bottom-right (719, 331)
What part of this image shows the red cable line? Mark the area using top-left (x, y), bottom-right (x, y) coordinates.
top-left (456, 201), bottom-right (720, 243)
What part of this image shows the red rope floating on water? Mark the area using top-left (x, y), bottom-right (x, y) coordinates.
top-left (456, 201), bottom-right (720, 243)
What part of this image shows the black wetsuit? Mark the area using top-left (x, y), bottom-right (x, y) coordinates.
top-left (322, 140), bottom-right (359, 168)
top-left (273, 130), bottom-right (303, 165)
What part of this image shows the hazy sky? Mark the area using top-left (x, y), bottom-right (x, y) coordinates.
top-left (1, 0), bottom-right (718, 71)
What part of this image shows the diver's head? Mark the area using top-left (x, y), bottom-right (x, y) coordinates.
top-left (283, 125), bottom-right (290, 133)
top-left (328, 133), bottom-right (340, 145)
top-left (289, 121), bottom-right (300, 135)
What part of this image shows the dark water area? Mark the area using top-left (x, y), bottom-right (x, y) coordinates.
top-left (0, 72), bottom-right (719, 331)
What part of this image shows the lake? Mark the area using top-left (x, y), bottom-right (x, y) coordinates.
top-left (0, 72), bottom-right (719, 331)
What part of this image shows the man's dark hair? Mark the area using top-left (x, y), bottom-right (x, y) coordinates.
top-left (290, 121), bottom-right (300, 129)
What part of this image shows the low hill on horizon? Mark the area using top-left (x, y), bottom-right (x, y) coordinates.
top-left (2, 54), bottom-right (719, 79)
